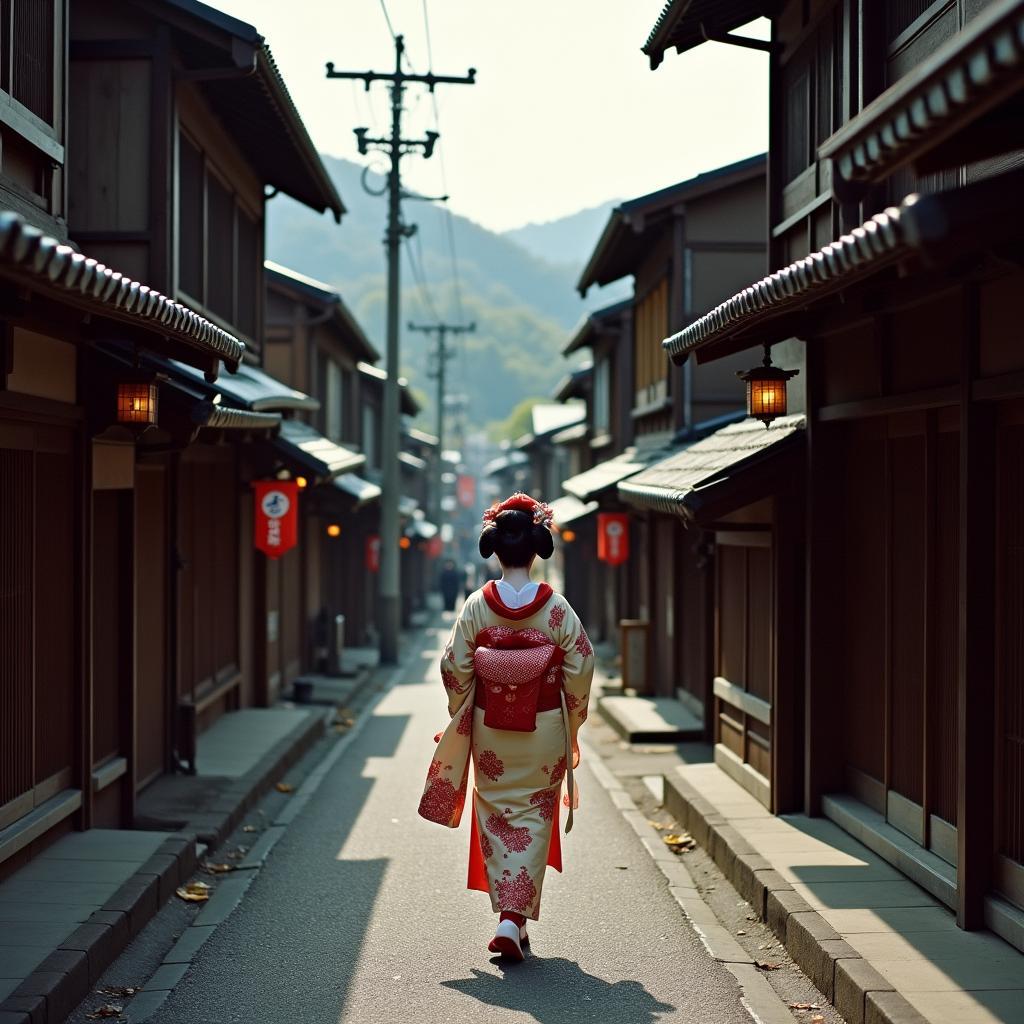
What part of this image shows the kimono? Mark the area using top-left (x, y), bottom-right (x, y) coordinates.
top-left (418, 581), bottom-right (595, 921)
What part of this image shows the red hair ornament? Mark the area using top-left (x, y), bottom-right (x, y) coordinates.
top-left (481, 492), bottom-right (554, 529)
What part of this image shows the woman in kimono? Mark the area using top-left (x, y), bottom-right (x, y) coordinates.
top-left (418, 493), bottom-right (595, 961)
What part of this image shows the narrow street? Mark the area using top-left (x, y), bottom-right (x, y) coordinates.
top-left (142, 623), bottom-right (751, 1024)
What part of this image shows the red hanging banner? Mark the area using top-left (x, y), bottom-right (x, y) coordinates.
top-left (426, 534), bottom-right (444, 559)
top-left (366, 534), bottom-right (381, 573)
top-left (597, 513), bottom-right (629, 566)
top-left (456, 474), bottom-right (476, 509)
top-left (252, 480), bottom-right (298, 559)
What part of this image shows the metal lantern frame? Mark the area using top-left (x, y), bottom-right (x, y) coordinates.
top-left (736, 344), bottom-right (799, 427)
top-left (116, 376), bottom-right (159, 426)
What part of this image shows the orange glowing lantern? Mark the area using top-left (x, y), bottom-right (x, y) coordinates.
top-left (737, 345), bottom-right (798, 427)
top-left (561, 529), bottom-right (577, 543)
top-left (117, 380), bottom-right (158, 425)
top-left (399, 536), bottom-right (412, 550)
top-left (296, 476), bottom-right (308, 490)
top-left (326, 523), bottom-right (341, 538)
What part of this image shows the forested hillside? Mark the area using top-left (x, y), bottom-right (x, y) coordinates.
top-left (266, 156), bottom-right (626, 430)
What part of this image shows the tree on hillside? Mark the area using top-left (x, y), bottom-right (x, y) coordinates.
top-left (488, 396), bottom-right (543, 444)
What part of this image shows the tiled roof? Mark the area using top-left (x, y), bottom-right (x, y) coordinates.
top-left (561, 447), bottom-right (665, 502)
top-left (819, 0), bottom-right (1024, 186)
top-left (0, 212), bottom-right (244, 372)
top-left (619, 415), bottom-right (804, 517)
top-left (643, 0), bottom-right (766, 69)
top-left (548, 494), bottom-right (598, 527)
top-left (274, 419), bottom-right (365, 480)
top-left (663, 165), bottom-right (1024, 364)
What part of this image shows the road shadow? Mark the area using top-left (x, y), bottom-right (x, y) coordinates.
top-left (441, 957), bottom-right (675, 1023)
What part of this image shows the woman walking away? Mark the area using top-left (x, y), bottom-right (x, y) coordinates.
top-left (417, 493), bottom-right (595, 961)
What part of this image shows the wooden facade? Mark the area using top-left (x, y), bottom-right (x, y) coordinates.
top-left (557, 160), bottom-right (768, 690)
top-left (0, 0), bottom-right (344, 880)
top-left (646, 0), bottom-right (1024, 946)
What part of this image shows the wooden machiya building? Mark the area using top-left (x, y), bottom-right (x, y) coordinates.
top-left (0, 0), bottom-right (345, 877)
top-left (556, 159), bottom-right (771, 685)
top-left (264, 261), bottom-right (383, 657)
top-left (645, 0), bottom-right (1024, 946)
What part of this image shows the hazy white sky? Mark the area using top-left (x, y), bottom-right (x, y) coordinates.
top-left (216, 1), bottom-right (769, 233)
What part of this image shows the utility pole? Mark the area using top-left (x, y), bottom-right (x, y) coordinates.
top-left (408, 321), bottom-right (476, 527)
top-left (326, 36), bottom-right (475, 665)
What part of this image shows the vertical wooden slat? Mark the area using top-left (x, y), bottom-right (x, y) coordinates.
top-left (0, 446), bottom-right (33, 807)
top-left (958, 284), bottom-right (995, 929)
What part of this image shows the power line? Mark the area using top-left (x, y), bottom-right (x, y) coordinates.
top-left (420, 0), bottom-right (466, 324)
top-left (403, 233), bottom-right (441, 324)
top-left (326, 34), bottom-right (476, 664)
top-left (377, 0), bottom-right (396, 40)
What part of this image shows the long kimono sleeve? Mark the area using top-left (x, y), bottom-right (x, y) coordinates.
top-left (551, 599), bottom-right (595, 765)
top-left (440, 600), bottom-right (478, 717)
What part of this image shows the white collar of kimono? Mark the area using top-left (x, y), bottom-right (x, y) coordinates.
top-left (494, 579), bottom-right (540, 609)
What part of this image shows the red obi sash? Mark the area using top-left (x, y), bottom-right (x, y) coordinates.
top-left (473, 626), bottom-right (564, 732)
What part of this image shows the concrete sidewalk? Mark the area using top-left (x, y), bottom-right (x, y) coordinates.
top-left (0, 829), bottom-right (196, 1021)
top-left (664, 763), bottom-right (1024, 1024)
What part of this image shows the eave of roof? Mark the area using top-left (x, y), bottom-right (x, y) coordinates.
top-left (662, 166), bottom-right (1024, 365)
top-left (1, 212), bottom-right (244, 374)
top-left (548, 494), bottom-right (598, 527)
top-left (264, 261), bottom-right (380, 363)
top-left (357, 361), bottom-right (419, 415)
top-left (818, 0), bottom-right (1024, 187)
top-left (563, 299), bottom-right (632, 355)
top-left (618, 415), bottom-right (805, 520)
top-left (157, 0), bottom-right (344, 221)
top-left (561, 448), bottom-right (663, 501)
top-left (274, 418), bottom-right (366, 480)
top-left (554, 363), bottom-right (593, 402)
top-left (643, 0), bottom-right (768, 69)
top-left (577, 154), bottom-right (766, 294)
top-left (192, 403), bottom-right (281, 432)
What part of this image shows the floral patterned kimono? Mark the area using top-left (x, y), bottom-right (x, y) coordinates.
top-left (418, 581), bottom-right (595, 921)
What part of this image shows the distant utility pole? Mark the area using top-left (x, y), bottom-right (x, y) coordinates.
top-left (408, 320), bottom-right (476, 526)
top-left (326, 35), bottom-right (475, 665)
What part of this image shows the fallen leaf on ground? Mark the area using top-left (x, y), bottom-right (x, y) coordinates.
top-left (87, 1004), bottom-right (124, 1018)
top-left (647, 820), bottom-right (672, 831)
top-left (201, 862), bottom-right (234, 874)
top-left (96, 987), bottom-right (137, 997)
top-left (788, 1002), bottom-right (820, 1011)
top-left (736, 930), bottom-right (746, 935)
top-left (275, 782), bottom-right (294, 793)
top-left (175, 881), bottom-right (212, 902)
top-left (242, 825), bottom-right (258, 833)
top-left (755, 961), bottom-right (782, 971)
top-left (662, 833), bottom-right (696, 853)
top-left (746, 914), bottom-right (758, 921)
top-left (614, 865), bottom-right (629, 870)
top-left (811, 1017), bottom-right (825, 1023)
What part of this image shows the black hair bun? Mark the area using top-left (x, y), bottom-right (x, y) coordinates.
top-left (479, 523), bottom-right (498, 559)
top-left (478, 507), bottom-right (553, 562)
top-left (531, 523), bottom-right (554, 560)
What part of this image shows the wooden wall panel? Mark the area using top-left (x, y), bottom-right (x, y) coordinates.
top-left (889, 434), bottom-right (927, 806)
top-left (843, 428), bottom-right (887, 782)
top-left (718, 545), bottom-right (747, 687)
top-left (0, 446), bottom-right (33, 808)
top-left (91, 490), bottom-right (123, 765)
top-left (929, 428), bottom-right (960, 826)
top-left (747, 547), bottom-right (772, 702)
top-left (34, 451), bottom-right (74, 785)
top-left (996, 421), bottom-right (1024, 869)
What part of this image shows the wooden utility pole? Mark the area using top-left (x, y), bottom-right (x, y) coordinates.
top-left (408, 320), bottom-right (476, 526)
top-left (326, 36), bottom-right (475, 664)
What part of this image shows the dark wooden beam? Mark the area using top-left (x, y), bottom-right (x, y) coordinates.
top-left (957, 284), bottom-right (995, 929)
top-left (803, 348), bottom-right (844, 815)
top-left (817, 385), bottom-right (960, 422)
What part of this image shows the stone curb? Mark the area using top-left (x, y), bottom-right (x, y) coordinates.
top-left (582, 742), bottom-right (801, 1024)
top-left (0, 835), bottom-right (197, 1024)
top-left (0, 681), bottom-right (371, 1024)
top-left (663, 770), bottom-right (926, 1024)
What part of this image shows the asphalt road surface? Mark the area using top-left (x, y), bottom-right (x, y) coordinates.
top-left (148, 626), bottom-right (752, 1024)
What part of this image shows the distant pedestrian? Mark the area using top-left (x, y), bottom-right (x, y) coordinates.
top-left (439, 559), bottom-right (462, 612)
top-left (418, 493), bottom-right (595, 961)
